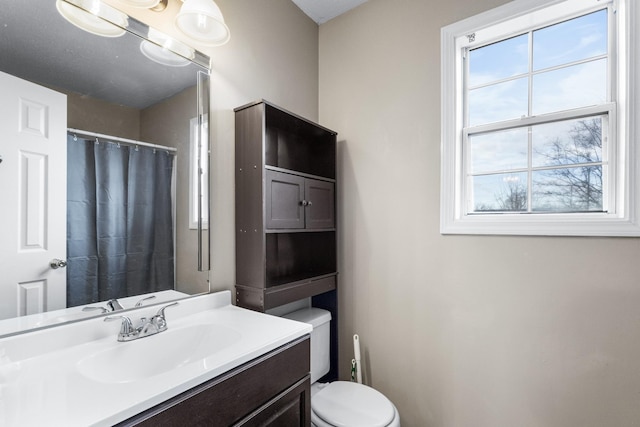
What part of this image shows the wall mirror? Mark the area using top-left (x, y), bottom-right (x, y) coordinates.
top-left (0, 0), bottom-right (211, 337)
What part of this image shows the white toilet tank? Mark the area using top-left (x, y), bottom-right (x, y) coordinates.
top-left (283, 307), bottom-right (331, 383)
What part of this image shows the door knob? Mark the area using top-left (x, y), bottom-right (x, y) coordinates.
top-left (50, 258), bottom-right (67, 269)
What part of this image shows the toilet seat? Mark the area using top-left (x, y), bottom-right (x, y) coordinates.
top-left (311, 381), bottom-right (399, 427)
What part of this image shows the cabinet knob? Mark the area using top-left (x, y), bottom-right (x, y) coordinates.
top-left (301, 200), bottom-right (308, 206)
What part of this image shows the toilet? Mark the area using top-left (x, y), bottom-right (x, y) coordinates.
top-left (284, 308), bottom-right (401, 427)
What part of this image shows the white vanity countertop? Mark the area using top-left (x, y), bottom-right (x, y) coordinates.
top-left (0, 291), bottom-right (312, 426)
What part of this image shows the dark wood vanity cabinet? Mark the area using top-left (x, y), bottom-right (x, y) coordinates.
top-left (118, 336), bottom-right (310, 427)
top-left (234, 100), bottom-right (339, 381)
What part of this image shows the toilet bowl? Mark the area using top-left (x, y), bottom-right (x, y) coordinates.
top-left (311, 381), bottom-right (400, 427)
top-left (283, 308), bottom-right (400, 427)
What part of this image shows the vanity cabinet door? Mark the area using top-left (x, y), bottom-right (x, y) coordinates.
top-left (237, 377), bottom-right (310, 426)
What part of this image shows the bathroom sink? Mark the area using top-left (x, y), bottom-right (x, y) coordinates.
top-left (3, 291), bottom-right (313, 426)
top-left (76, 323), bottom-right (241, 384)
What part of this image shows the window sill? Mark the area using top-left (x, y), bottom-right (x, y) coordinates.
top-left (440, 212), bottom-right (640, 237)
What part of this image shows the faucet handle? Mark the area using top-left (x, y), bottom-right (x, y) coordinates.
top-left (134, 295), bottom-right (157, 307)
top-left (155, 301), bottom-right (179, 318)
top-left (104, 315), bottom-right (135, 337)
top-left (152, 302), bottom-right (179, 331)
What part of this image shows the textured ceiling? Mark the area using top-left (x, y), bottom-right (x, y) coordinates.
top-left (291, 0), bottom-right (369, 24)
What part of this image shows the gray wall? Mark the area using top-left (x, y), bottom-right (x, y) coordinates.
top-left (319, 0), bottom-right (640, 426)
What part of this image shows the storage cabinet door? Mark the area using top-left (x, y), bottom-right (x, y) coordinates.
top-left (266, 170), bottom-right (305, 229)
top-left (305, 179), bottom-right (335, 229)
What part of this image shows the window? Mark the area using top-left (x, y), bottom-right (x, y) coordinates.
top-left (440, 0), bottom-right (640, 236)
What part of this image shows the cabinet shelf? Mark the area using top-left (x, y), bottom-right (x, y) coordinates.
top-left (265, 165), bottom-right (336, 183)
top-left (236, 274), bottom-right (337, 312)
top-left (264, 103), bottom-right (336, 179)
top-left (265, 231), bottom-right (336, 287)
top-left (265, 228), bottom-right (336, 234)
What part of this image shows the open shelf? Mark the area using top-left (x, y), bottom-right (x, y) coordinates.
top-left (265, 104), bottom-right (336, 179)
top-left (266, 232), bottom-right (336, 287)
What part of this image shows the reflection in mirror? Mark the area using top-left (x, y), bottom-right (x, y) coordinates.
top-left (0, 0), bottom-right (211, 337)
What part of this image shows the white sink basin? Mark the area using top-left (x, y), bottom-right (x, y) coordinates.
top-left (76, 323), bottom-right (241, 383)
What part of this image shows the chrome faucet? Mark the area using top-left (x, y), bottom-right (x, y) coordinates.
top-left (104, 302), bottom-right (179, 342)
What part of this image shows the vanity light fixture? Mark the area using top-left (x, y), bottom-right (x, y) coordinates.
top-left (140, 28), bottom-right (195, 67)
top-left (115, 0), bottom-right (168, 12)
top-left (55, 0), bottom-right (128, 37)
top-left (175, 0), bottom-right (230, 46)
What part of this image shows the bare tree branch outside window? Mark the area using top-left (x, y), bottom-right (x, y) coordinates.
top-left (532, 119), bottom-right (603, 212)
top-left (474, 119), bottom-right (603, 213)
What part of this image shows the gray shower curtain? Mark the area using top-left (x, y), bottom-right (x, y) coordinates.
top-left (66, 134), bottom-right (175, 307)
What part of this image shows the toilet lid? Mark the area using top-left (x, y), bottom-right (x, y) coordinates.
top-left (312, 381), bottom-right (395, 427)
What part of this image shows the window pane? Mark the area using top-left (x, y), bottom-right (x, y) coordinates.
top-left (532, 166), bottom-right (603, 212)
top-left (533, 9), bottom-right (607, 71)
top-left (469, 128), bottom-right (528, 173)
top-left (468, 77), bottom-right (528, 126)
top-left (471, 172), bottom-right (528, 212)
top-left (532, 59), bottom-right (607, 115)
top-left (469, 34), bottom-right (529, 87)
top-left (532, 117), bottom-right (602, 168)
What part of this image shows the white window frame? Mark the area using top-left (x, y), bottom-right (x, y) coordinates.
top-left (440, 0), bottom-right (640, 236)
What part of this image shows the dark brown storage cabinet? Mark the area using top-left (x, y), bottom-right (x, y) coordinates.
top-left (235, 100), bottom-right (339, 381)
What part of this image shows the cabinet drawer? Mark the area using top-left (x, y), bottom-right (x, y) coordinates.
top-left (120, 336), bottom-right (310, 427)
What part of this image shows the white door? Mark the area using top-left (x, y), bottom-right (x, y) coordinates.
top-left (0, 71), bottom-right (67, 320)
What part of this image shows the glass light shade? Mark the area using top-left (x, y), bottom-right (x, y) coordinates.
top-left (115, 0), bottom-right (160, 7)
top-left (175, 0), bottom-right (230, 46)
top-left (56, 0), bottom-right (127, 38)
top-left (140, 28), bottom-right (195, 67)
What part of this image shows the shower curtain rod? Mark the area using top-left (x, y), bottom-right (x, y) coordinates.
top-left (67, 128), bottom-right (178, 153)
